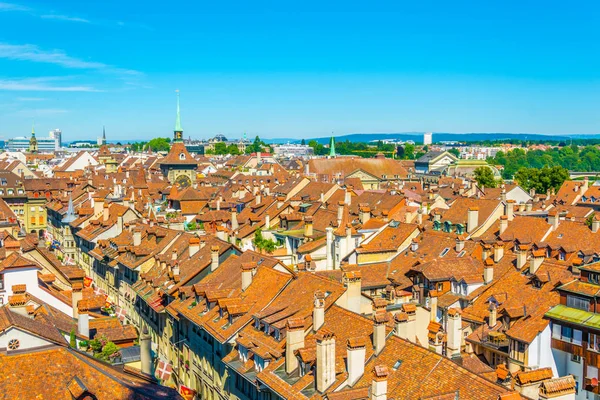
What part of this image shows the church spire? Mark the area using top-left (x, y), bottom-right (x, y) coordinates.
top-left (62, 193), bottom-right (76, 224)
top-left (102, 126), bottom-right (107, 146)
top-left (174, 90), bottom-right (183, 142)
top-left (329, 135), bottom-right (336, 158)
top-left (31, 122), bottom-right (35, 137)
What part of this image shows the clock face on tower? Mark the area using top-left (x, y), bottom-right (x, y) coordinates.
top-left (175, 174), bottom-right (192, 188)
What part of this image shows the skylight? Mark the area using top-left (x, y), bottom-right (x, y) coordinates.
top-left (393, 360), bottom-right (402, 370)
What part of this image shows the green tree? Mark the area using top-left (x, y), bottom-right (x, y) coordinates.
top-left (473, 166), bottom-right (499, 188)
top-left (448, 148), bottom-right (460, 158)
top-left (404, 144), bottom-right (415, 159)
top-left (422, 145), bottom-right (429, 153)
top-left (213, 142), bottom-right (227, 155)
top-left (146, 137), bottom-right (171, 152)
top-left (253, 227), bottom-right (278, 254)
top-left (226, 144), bottom-right (240, 155)
top-left (301, 139), bottom-right (306, 145)
top-left (396, 146), bottom-right (405, 159)
top-left (514, 166), bottom-right (569, 193)
top-left (69, 328), bottom-right (77, 348)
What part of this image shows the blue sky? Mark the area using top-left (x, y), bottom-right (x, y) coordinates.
top-left (0, 1), bottom-right (599, 141)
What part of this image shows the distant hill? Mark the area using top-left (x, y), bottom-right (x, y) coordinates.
top-left (268, 132), bottom-right (600, 145)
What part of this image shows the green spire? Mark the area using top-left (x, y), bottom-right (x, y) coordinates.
top-left (31, 122), bottom-right (35, 137)
top-left (174, 90), bottom-right (183, 139)
top-left (329, 135), bottom-right (336, 157)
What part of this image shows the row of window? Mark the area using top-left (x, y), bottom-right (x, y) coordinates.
top-left (552, 323), bottom-right (583, 345)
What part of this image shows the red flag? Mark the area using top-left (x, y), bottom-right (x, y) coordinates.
top-left (84, 277), bottom-right (93, 288)
top-left (180, 385), bottom-right (196, 400)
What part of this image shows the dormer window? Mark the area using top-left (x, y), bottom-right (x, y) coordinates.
top-left (179, 153), bottom-right (186, 160)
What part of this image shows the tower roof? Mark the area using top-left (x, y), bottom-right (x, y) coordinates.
top-left (175, 90), bottom-right (183, 133)
top-left (62, 194), bottom-right (77, 224)
top-left (329, 136), bottom-right (336, 157)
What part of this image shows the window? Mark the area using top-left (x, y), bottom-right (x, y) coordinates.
top-left (437, 282), bottom-right (443, 291)
top-left (0, 274), bottom-right (3, 290)
top-left (567, 295), bottom-right (590, 311)
top-left (591, 273), bottom-right (600, 284)
top-left (517, 342), bottom-right (526, 353)
top-left (439, 248), bottom-right (450, 257)
top-left (7, 339), bottom-right (19, 350)
top-left (588, 333), bottom-right (600, 352)
top-left (572, 354), bottom-right (581, 363)
top-left (392, 360), bottom-right (402, 370)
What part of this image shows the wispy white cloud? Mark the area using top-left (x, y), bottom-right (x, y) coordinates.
top-left (0, 2), bottom-right (29, 11)
top-left (0, 43), bottom-right (141, 76)
top-left (17, 97), bottom-right (47, 101)
top-left (0, 77), bottom-right (99, 92)
top-left (40, 14), bottom-right (90, 23)
top-left (15, 108), bottom-right (69, 116)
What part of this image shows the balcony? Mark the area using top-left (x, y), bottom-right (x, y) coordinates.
top-left (481, 332), bottom-right (510, 350)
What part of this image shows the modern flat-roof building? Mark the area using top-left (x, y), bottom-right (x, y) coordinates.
top-left (273, 143), bottom-right (314, 157)
top-left (6, 135), bottom-right (58, 152)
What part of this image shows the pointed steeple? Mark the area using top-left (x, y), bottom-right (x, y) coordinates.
top-left (102, 126), bottom-right (107, 146)
top-left (174, 90), bottom-right (183, 142)
top-left (329, 135), bottom-right (336, 158)
top-left (62, 194), bottom-right (76, 224)
top-left (31, 122), bottom-right (36, 137)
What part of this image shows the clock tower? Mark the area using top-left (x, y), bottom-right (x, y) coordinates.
top-left (159, 91), bottom-right (197, 186)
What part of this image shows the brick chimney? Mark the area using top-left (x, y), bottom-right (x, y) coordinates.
top-left (467, 207), bottom-right (479, 233)
top-left (231, 209), bottom-right (239, 230)
top-left (493, 241), bottom-right (504, 263)
top-left (516, 245), bottom-right (528, 269)
top-left (315, 329), bottom-right (336, 393)
top-left (530, 249), bottom-right (545, 275)
top-left (210, 245), bottom-right (219, 272)
top-left (359, 206), bottom-right (371, 225)
top-left (489, 302), bottom-right (497, 328)
top-left (547, 210), bottom-right (559, 230)
top-left (241, 262), bottom-right (257, 291)
top-left (373, 312), bottom-right (388, 356)
top-left (133, 228), bottom-right (142, 247)
top-left (484, 258), bottom-right (494, 285)
top-left (313, 290), bottom-right (325, 332)
top-left (505, 200), bottom-right (515, 221)
top-left (343, 271), bottom-right (362, 314)
top-left (304, 216), bottom-right (313, 238)
top-left (499, 215), bottom-right (508, 236)
top-left (371, 366), bottom-right (388, 400)
top-left (189, 237), bottom-right (200, 257)
top-left (285, 318), bottom-right (305, 374)
top-left (77, 301), bottom-right (89, 338)
top-left (71, 283), bottom-right (83, 318)
top-left (337, 201), bottom-right (344, 226)
top-left (592, 214), bottom-right (600, 233)
top-left (446, 308), bottom-right (462, 358)
top-left (455, 235), bottom-right (465, 253)
top-left (346, 337), bottom-right (366, 386)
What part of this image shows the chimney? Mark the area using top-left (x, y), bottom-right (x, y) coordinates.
top-left (516, 245), bottom-right (528, 269)
top-left (394, 312), bottom-right (409, 340)
top-left (255, 193), bottom-right (261, 205)
top-left (499, 215), bottom-right (508, 236)
top-left (265, 214), bottom-right (270, 230)
top-left (529, 188), bottom-right (536, 198)
top-left (505, 200), bottom-right (515, 221)
top-left (71, 284), bottom-right (83, 318)
top-left (133, 229), bottom-right (142, 246)
top-left (455, 235), bottom-right (465, 253)
top-left (94, 198), bottom-right (104, 216)
top-left (343, 271), bottom-right (362, 314)
top-left (433, 212), bottom-right (441, 223)
top-left (547, 210), bottom-right (559, 230)
top-left (210, 246), bottom-right (219, 272)
top-left (446, 308), bottom-right (462, 358)
top-left (359, 206), bottom-right (371, 225)
top-left (346, 337), bottom-right (366, 386)
top-left (285, 318), bottom-right (305, 374)
top-left (241, 262), bottom-right (257, 291)
top-left (337, 201), bottom-right (344, 226)
top-left (216, 199), bottom-right (221, 211)
top-left (304, 216), bottom-right (313, 238)
top-left (484, 259), bottom-right (494, 284)
top-left (429, 293), bottom-right (438, 322)
top-left (172, 263), bottom-right (180, 276)
top-left (592, 214), bottom-right (600, 233)
top-left (231, 209), bottom-right (239, 230)
top-left (530, 249), bottom-right (545, 275)
top-left (493, 242), bottom-right (504, 263)
top-left (500, 186), bottom-right (507, 202)
top-left (77, 302), bottom-right (89, 338)
top-left (277, 196), bottom-right (284, 209)
top-left (199, 237), bottom-right (206, 249)
top-left (410, 239), bottom-right (418, 252)
top-left (488, 302), bottom-right (497, 328)
top-left (526, 202), bottom-right (533, 212)
top-left (316, 329), bottom-right (336, 393)
top-left (373, 312), bottom-right (388, 356)
top-left (313, 291), bottom-right (325, 332)
top-left (189, 237), bottom-right (200, 257)
top-left (326, 227), bottom-right (334, 270)
top-left (140, 325), bottom-right (152, 375)
top-left (171, 249), bottom-right (178, 261)
top-left (467, 207), bottom-right (479, 233)
top-left (103, 202), bottom-right (110, 222)
top-left (345, 189), bottom-right (351, 206)
top-left (370, 366), bottom-right (388, 400)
